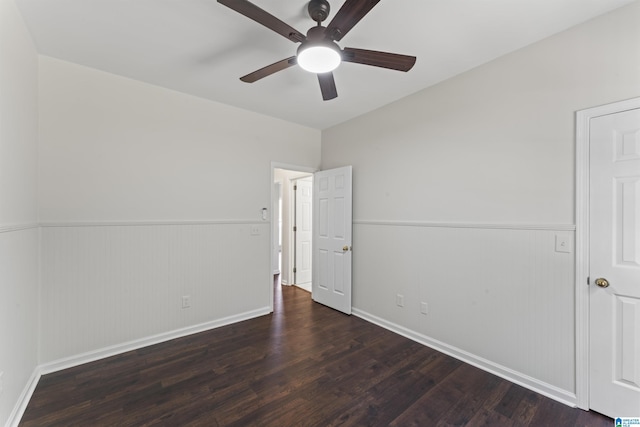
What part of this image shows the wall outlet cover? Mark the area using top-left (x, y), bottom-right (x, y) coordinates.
top-left (182, 295), bottom-right (191, 308)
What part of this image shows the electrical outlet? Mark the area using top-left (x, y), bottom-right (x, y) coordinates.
top-left (182, 295), bottom-right (191, 309)
top-left (250, 225), bottom-right (260, 236)
top-left (396, 294), bottom-right (404, 307)
top-left (420, 302), bottom-right (429, 315)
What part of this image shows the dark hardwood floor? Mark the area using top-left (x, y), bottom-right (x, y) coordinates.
top-left (21, 284), bottom-right (611, 426)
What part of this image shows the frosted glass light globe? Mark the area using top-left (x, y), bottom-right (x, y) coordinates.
top-left (297, 45), bottom-right (341, 73)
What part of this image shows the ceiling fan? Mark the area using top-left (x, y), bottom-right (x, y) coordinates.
top-left (218, 0), bottom-right (417, 101)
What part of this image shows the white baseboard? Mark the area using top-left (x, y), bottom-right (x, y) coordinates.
top-left (293, 283), bottom-right (311, 293)
top-left (352, 308), bottom-right (578, 408)
top-left (40, 307), bottom-right (271, 374)
top-left (8, 305), bottom-right (576, 426)
top-left (5, 368), bottom-right (41, 427)
top-left (6, 307), bottom-right (271, 427)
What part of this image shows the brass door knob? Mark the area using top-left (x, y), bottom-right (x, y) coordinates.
top-left (595, 278), bottom-right (610, 288)
top-left (343, 245), bottom-right (349, 252)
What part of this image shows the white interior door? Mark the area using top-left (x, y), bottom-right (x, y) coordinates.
top-left (589, 107), bottom-right (640, 417)
top-left (312, 166), bottom-right (352, 315)
top-left (294, 177), bottom-right (313, 289)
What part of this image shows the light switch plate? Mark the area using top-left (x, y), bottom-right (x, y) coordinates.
top-left (555, 233), bottom-right (573, 253)
top-left (420, 302), bottom-right (428, 315)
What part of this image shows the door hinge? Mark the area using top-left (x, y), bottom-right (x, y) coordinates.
top-left (293, 185), bottom-right (297, 191)
top-left (293, 226), bottom-right (297, 232)
top-left (293, 267), bottom-right (297, 273)
top-left (587, 276), bottom-right (590, 285)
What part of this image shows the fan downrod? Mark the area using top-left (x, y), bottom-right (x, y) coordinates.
top-left (308, 0), bottom-right (330, 23)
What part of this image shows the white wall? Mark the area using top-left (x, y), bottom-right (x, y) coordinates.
top-left (0, 0), bottom-right (39, 424)
top-left (322, 1), bottom-right (640, 404)
top-left (4, 1), bottom-right (638, 422)
top-left (38, 57), bottom-right (321, 223)
top-left (38, 57), bottom-right (321, 364)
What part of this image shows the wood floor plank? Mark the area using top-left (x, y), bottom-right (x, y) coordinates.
top-left (20, 285), bottom-right (611, 426)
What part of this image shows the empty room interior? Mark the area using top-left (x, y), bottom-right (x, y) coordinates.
top-left (1, 0), bottom-right (640, 425)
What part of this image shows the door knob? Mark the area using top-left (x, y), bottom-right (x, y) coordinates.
top-left (343, 245), bottom-right (349, 252)
top-left (595, 278), bottom-right (610, 288)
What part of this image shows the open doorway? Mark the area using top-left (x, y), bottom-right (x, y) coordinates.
top-left (271, 163), bottom-right (353, 315)
top-left (273, 167), bottom-right (314, 295)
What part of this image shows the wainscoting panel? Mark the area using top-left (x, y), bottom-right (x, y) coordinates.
top-left (0, 227), bottom-right (39, 426)
top-left (352, 222), bottom-right (575, 395)
top-left (39, 222), bottom-right (270, 364)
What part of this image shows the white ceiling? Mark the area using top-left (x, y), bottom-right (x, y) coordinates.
top-left (16, 0), bottom-right (635, 129)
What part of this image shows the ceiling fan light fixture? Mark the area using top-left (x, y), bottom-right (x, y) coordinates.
top-left (219, 0), bottom-right (417, 101)
top-left (297, 43), bottom-right (341, 73)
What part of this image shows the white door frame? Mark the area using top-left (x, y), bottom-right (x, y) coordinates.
top-left (272, 181), bottom-right (282, 276)
top-left (270, 162), bottom-right (317, 312)
top-left (575, 96), bottom-right (640, 410)
top-left (288, 176), bottom-right (297, 285)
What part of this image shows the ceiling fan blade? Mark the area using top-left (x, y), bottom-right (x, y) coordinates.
top-left (342, 47), bottom-right (416, 72)
top-left (325, 0), bottom-right (380, 42)
top-left (240, 57), bottom-right (297, 83)
top-left (218, 0), bottom-right (306, 43)
top-left (318, 72), bottom-right (338, 101)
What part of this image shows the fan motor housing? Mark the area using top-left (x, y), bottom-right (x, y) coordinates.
top-left (308, 0), bottom-right (330, 23)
